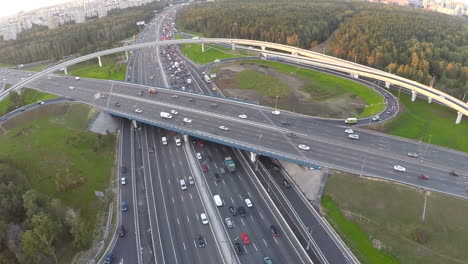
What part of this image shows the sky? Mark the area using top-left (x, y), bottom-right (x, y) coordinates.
top-left (0, 0), bottom-right (71, 19)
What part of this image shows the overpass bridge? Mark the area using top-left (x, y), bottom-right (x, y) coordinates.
top-left (1, 68), bottom-right (467, 200)
top-left (1, 38), bottom-right (467, 123)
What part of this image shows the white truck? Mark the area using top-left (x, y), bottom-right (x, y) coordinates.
top-left (204, 75), bottom-right (211, 83)
top-left (187, 78), bottom-right (192, 84)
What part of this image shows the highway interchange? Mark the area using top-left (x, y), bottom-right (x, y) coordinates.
top-left (0, 4), bottom-right (467, 264)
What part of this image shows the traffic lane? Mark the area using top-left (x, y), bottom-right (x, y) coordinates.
top-left (259, 156), bottom-right (351, 264)
top-left (158, 129), bottom-right (224, 264)
top-left (198, 144), bottom-right (307, 263)
top-left (111, 120), bottom-right (139, 264)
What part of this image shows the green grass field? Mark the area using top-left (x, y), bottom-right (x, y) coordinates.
top-left (22, 64), bottom-right (48, 72)
top-left (69, 55), bottom-right (126, 80)
top-left (0, 88), bottom-right (58, 116)
top-left (0, 103), bottom-right (115, 262)
top-left (322, 172), bottom-right (468, 264)
top-left (179, 42), bottom-right (248, 64)
top-left (382, 90), bottom-right (468, 152)
top-left (0, 63), bottom-right (12, 68)
top-left (236, 70), bottom-right (290, 97)
top-left (216, 59), bottom-right (385, 117)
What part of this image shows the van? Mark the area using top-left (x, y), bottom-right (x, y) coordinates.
top-left (213, 195), bottom-right (223, 207)
top-left (175, 136), bottom-right (181, 146)
top-left (180, 179), bottom-right (187, 190)
top-left (160, 112), bottom-right (173, 119)
top-left (161, 137), bottom-right (168, 145)
top-left (345, 118), bottom-right (357, 124)
top-left (148, 89), bottom-right (157, 94)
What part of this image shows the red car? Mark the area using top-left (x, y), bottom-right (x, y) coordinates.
top-left (419, 174), bottom-right (429, 180)
top-left (240, 233), bottom-right (250, 244)
top-left (201, 165), bottom-right (208, 172)
top-left (199, 141), bottom-right (205, 147)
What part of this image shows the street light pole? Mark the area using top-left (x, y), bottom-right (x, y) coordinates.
top-left (255, 134), bottom-right (262, 171)
top-left (359, 157), bottom-right (367, 177)
top-left (275, 95), bottom-right (279, 110)
top-left (420, 134), bottom-right (431, 163)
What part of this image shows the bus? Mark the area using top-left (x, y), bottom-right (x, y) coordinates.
top-left (345, 118), bottom-right (357, 124)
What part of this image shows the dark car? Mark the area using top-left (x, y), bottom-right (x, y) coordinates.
top-left (287, 132), bottom-right (296, 138)
top-left (197, 235), bottom-right (206, 248)
top-left (280, 120), bottom-right (289, 126)
top-left (118, 225), bottom-right (126, 237)
top-left (234, 242), bottom-right (243, 255)
top-left (120, 166), bottom-right (127, 173)
top-left (191, 138), bottom-right (197, 144)
top-left (114, 102), bottom-right (120, 107)
top-left (201, 165), bottom-right (208, 172)
top-left (214, 173), bottom-right (221, 182)
top-left (199, 140), bottom-right (205, 147)
top-left (238, 206), bottom-right (246, 217)
top-left (104, 253), bottom-right (114, 264)
top-left (449, 171), bottom-right (459, 176)
top-left (270, 225), bottom-right (279, 237)
top-left (229, 206), bottom-right (237, 216)
top-left (282, 179), bottom-right (290, 188)
top-left (419, 174), bottom-right (429, 180)
top-left (121, 201), bottom-right (128, 212)
top-left (148, 147), bottom-right (154, 153)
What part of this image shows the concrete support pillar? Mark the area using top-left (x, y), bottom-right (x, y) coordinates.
top-left (183, 134), bottom-right (189, 142)
top-left (291, 52), bottom-right (298, 56)
top-left (411, 90), bottom-right (417, 102)
top-left (97, 56), bottom-right (102, 68)
top-left (261, 46), bottom-right (265, 51)
top-left (428, 97), bottom-right (432, 104)
top-left (63, 67), bottom-right (68, 75)
top-left (385, 81), bottom-right (390, 88)
top-left (250, 152), bottom-right (257, 163)
top-left (202, 42), bottom-right (205, 53)
top-left (455, 112), bottom-right (463, 124)
top-left (231, 43), bottom-right (235, 51)
top-left (125, 51), bottom-right (129, 61)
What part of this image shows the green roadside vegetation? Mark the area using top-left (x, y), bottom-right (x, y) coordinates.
top-left (0, 63), bottom-right (12, 68)
top-left (373, 90), bottom-right (468, 152)
top-left (0, 88), bottom-right (58, 116)
top-left (22, 64), bottom-right (49, 72)
top-left (236, 70), bottom-right (290, 97)
top-left (322, 172), bottom-right (468, 264)
top-left (68, 54), bottom-right (126, 80)
top-left (0, 103), bottom-right (115, 263)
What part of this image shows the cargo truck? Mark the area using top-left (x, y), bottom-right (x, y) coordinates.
top-left (224, 157), bottom-right (236, 172)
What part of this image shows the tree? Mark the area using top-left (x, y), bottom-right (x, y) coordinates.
top-left (22, 189), bottom-right (47, 219)
top-left (22, 213), bottom-right (58, 264)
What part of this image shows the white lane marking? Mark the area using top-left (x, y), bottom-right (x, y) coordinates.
top-left (241, 218), bottom-right (246, 226)
top-left (244, 245), bottom-right (248, 253)
top-left (259, 212), bottom-right (264, 220)
top-left (189, 193), bottom-right (193, 200)
top-left (172, 162), bottom-right (175, 167)
top-left (181, 195), bottom-right (184, 201)
top-left (214, 163), bottom-right (218, 169)
top-left (168, 179), bottom-right (171, 185)
top-left (180, 160), bottom-right (183, 166)
top-left (238, 194), bottom-right (243, 200)
top-left (247, 191), bottom-right (252, 198)
top-left (177, 217), bottom-right (180, 225)
top-left (253, 242), bottom-right (258, 251)
top-left (230, 197), bottom-right (235, 204)
top-left (263, 239), bottom-right (268, 246)
top-left (250, 215), bottom-right (254, 222)
top-left (172, 197), bottom-right (175, 204)
top-left (183, 242), bottom-right (186, 251)
top-left (187, 215), bottom-right (190, 223)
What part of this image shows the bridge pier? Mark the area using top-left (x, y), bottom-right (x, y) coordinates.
top-left (250, 152), bottom-right (257, 163)
top-left (261, 46), bottom-right (265, 51)
top-left (456, 112), bottom-right (463, 124)
top-left (231, 43), bottom-right (235, 51)
top-left (183, 134), bottom-right (189, 142)
top-left (385, 81), bottom-right (390, 88)
top-left (125, 51), bottom-right (129, 62)
top-left (428, 97), bottom-right (432, 104)
top-left (63, 67), bottom-right (68, 75)
top-left (202, 42), bottom-right (205, 53)
top-left (411, 90), bottom-right (417, 102)
top-left (97, 56), bottom-right (103, 68)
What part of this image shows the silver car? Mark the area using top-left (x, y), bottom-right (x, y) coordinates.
top-left (407, 152), bottom-right (419, 158)
top-left (225, 218), bottom-right (234, 228)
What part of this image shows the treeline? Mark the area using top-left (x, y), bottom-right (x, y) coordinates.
top-left (177, 1), bottom-right (354, 48)
top-left (177, 0), bottom-right (468, 98)
top-left (0, 2), bottom-right (167, 65)
top-left (0, 161), bottom-right (89, 263)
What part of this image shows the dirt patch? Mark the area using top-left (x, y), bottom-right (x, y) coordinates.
top-left (214, 61), bottom-right (366, 118)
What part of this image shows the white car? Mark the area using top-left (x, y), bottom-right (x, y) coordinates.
top-left (298, 144), bottom-right (310, 151)
top-left (219, 126), bottom-right (229, 131)
top-left (200, 213), bottom-right (209, 224)
top-left (238, 114), bottom-right (247, 119)
top-left (135, 109), bottom-right (143, 113)
top-left (272, 110), bottom-right (281, 115)
top-left (183, 117), bottom-right (192, 123)
top-left (47, 76), bottom-right (51, 80)
top-left (348, 134), bottom-right (359, 140)
top-left (371, 115), bottom-right (380, 121)
top-left (393, 165), bottom-right (406, 172)
top-left (37, 101), bottom-right (45, 105)
top-left (407, 152), bottom-right (419, 158)
top-left (75, 77), bottom-right (80, 80)
top-left (170, 109), bottom-right (178, 115)
top-left (196, 153), bottom-right (202, 160)
top-left (245, 198), bottom-right (253, 208)
top-left (344, 128), bottom-right (354, 134)
top-left (161, 137), bottom-right (168, 145)
top-left (121, 177), bottom-right (126, 185)
top-left (69, 86), bottom-right (75, 89)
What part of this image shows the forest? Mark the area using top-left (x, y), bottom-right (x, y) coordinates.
top-left (177, 0), bottom-right (468, 98)
top-left (0, 1), bottom-right (167, 65)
